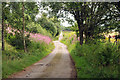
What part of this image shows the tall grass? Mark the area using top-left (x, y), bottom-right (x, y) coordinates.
top-left (61, 31), bottom-right (120, 78)
top-left (2, 41), bottom-right (54, 78)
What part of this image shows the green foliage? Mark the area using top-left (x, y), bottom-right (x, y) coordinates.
top-left (37, 13), bottom-right (61, 36)
top-left (42, 2), bottom-right (119, 44)
top-left (5, 32), bottom-right (30, 49)
top-left (71, 42), bottom-right (119, 78)
top-left (27, 41), bottom-right (48, 53)
top-left (26, 22), bottom-right (52, 37)
top-left (49, 16), bottom-right (61, 37)
top-left (71, 22), bottom-right (78, 31)
top-left (63, 27), bottom-right (72, 31)
top-left (74, 42), bottom-right (120, 67)
top-left (2, 2), bottom-right (39, 52)
top-left (2, 41), bottom-right (54, 78)
top-left (61, 31), bottom-right (120, 78)
top-left (37, 14), bottom-right (55, 36)
top-left (3, 2), bottom-right (39, 29)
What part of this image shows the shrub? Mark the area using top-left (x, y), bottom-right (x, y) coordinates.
top-left (61, 31), bottom-right (120, 78)
top-left (26, 22), bottom-right (52, 37)
top-left (74, 42), bottom-right (120, 78)
top-left (37, 15), bottom-right (58, 36)
top-left (2, 41), bottom-right (54, 78)
top-left (28, 41), bottom-right (47, 52)
top-left (96, 43), bottom-right (119, 66)
top-left (6, 32), bottom-right (31, 49)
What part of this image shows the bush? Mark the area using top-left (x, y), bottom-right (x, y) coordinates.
top-left (74, 42), bottom-right (120, 66)
top-left (27, 41), bottom-right (48, 53)
top-left (2, 41), bottom-right (54, 78)
top-left (61, 31), bottom-right (120, 78)
top-left (38, 18), bottom-right (57, 36)
top-left (87, 43), bottom-right (119, 67)
top-left (37, 14), bottom-right (59, 36)
top-left (26, 22), bottom-right (52, 37)
top-left (6, 32), bottom-right (31, 49)
top-left (73, 42), bottom-right (120, 78)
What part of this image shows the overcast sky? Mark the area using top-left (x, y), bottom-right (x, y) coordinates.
top-left (36, 12), bottom-right (74, 27)
top-left (36, 5), bottom-right (75, 27)
top-left (60, 20), bottom-right (72, 27)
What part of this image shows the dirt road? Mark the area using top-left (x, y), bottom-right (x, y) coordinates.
top-left (10, 32), bottom-right (76, 78)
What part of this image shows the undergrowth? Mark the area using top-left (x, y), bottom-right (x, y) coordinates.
top-left (2, 41), bottom-right (54, 78)
top-left (61, 31), bottom-right (120, 78)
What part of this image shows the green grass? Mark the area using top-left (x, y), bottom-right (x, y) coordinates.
top-left (70, 48), bottom-right (91, 78)
top-left (61, 31), bottom-right (120, 78)
top-left (52, 35), bottom-right (59, 41)
top-left (2, 42), bottom-right (54, 78)
top-left (66, 42), bottom-right (95, 78)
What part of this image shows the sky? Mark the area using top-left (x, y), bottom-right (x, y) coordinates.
top-left (58, 14), bottom-right (75, 27)
top-left (36, 13), bottom-right (73, 27)
top-left (60, 20), bottom-right (72, 27)
top-left (36, 12), bottom-right (74, 27)
top-left (36, 4), bottom-right (75, 27)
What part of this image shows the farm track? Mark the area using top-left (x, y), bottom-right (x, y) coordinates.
top-left (9, 32), bottom-right (76, 78)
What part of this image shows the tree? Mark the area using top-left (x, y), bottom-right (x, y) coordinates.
top-left (22, 2), bottom-right (26, 52)
top-left (1, 2), bottom-right (9, 50)
top-left (71, 22), bottom-right (79, 37)
top-left (3, 2), bottom-right (39, 51)
top-left (37, 13), bottom-right (58, 36)
top-left (77, 2), bottom-right (119, 43)
top-left (49, 16), bottom-right (61, 36)
top-left (2, 2), bottom-right (5, 51)
top-left (40, 2), bottom-right (84, 45)
top-left (40, 2), bottom-right (119, 44)
top-left (112, 2), bottom-right (120, 35)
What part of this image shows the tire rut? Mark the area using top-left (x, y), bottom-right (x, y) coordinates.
top-left (40, 51), bottom-right (62, 77)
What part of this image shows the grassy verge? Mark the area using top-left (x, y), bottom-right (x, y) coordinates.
top-left (61, 31), bottom-right (120, 78)
top-left (2, 41), bottom-right (54, 78)
top-left (52, 35), bottom-right (59, 41)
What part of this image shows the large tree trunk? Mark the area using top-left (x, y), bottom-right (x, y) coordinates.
top-left (77, 21), bottom-right (83, 45)
top-left (85, 31), bottom-right (88, 44)
top-left (79, 28), bottom-right (83, 45)
top-left (22, 2), bottom-right (27, 52)
top-left (74, 7), bottom-right (84, 45)
top-left (2, 3), bottom-right (4, 51)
